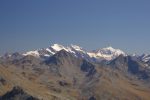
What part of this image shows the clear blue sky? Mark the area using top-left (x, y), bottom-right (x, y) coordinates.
top-left (0, 0), bottom-right (150, 55)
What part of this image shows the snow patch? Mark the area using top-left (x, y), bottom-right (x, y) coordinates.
top-left (51, 44), bottom-right (68, 51)
top-left (23, 50), bottom-right (40, 57)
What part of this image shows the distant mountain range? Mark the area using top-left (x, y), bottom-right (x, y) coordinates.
top-left (1, 44), bottom-right (125, 61)
top-left (0, 44), bottom-right (150, 100)
top-left (2, 43), bottom-right (150, 64)
top-left (22, 44), bottom-right (126, 61)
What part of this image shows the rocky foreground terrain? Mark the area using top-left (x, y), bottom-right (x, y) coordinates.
top-left (0, 44), bottom-right (150, 100)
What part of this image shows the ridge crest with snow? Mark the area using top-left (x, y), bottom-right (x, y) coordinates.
top-left (22, 44), bottom-right (126, 61)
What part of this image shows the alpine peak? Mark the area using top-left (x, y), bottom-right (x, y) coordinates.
top-left (88, 46), bottom-right (125, 61)
top-left (51, 44), bottom-right (67, 51)
top-left (70, 44), bottom-right (84, 51)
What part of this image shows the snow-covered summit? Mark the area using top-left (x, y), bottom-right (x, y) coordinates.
top-left (100, 46), bottom-right (125, 56)
top-left (70, 44), bottom-right (84, 51)
top-left (51, 44), bottom-right (68, 51)
top-left (88, 46), bottom-right (125, 60)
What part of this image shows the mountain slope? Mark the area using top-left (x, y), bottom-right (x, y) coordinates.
top-left (1, 50), bottom-right (150, 100)
top-left (109, 55), bottom-right (150, 80)
top-left (45, 49), bottom-right (97, 80)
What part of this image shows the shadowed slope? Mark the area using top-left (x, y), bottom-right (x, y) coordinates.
top-left (0, 86), bottom-right (39, 100)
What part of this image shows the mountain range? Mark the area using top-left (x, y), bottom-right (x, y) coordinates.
top-left (22, 44), bottom-right (126, 61)
top-left (4, 43), bottom-right (150, 64)
top-left (0, 44), bottom-right (150, 100)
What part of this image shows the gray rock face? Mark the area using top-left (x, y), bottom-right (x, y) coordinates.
top-left (45, 50), bottom-right (97, 77)
top-left (81, 60), bottom-right (96, 76)
top-left (109, 55), bottom-right (150, 80)
top-left (0, 86), bottom-right (39, 100)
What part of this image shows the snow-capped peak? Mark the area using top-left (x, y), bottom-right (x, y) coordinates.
top-left (70, 44), bottom-right (84, 52)
top-left (99, 46), bottom-right (124, 55)
top-left (88, 46), bottom-right (125, 61)
top-left (51, 44), bottom-right (68, 51)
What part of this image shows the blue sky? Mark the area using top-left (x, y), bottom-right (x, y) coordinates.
top-left (0, 0), bottom-right (150, 55)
